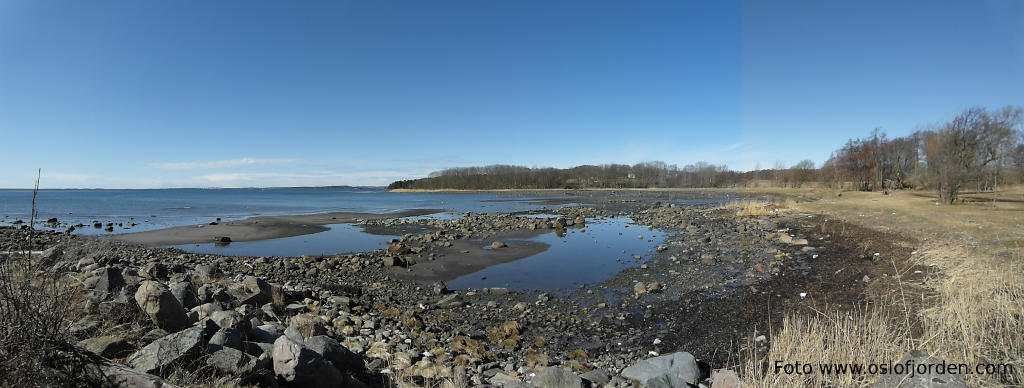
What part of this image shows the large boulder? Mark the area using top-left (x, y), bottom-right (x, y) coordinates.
top-left (621, 352), bottom-right (699, 387)
top-left (193, 302), bottom-right (225, 321)
top-left (229, 276), bottom-right (274, 306)
top-left (207, 347), bottom-right (269, 380)
top-left (135, 281), bottom-right (191, 333)
top-left (553, 217), bottom-right (568, 228)
top-left (874, 351), bottom-right (967, 388)
top-left (86, 357), bottom-right (181, 388)
top-left (305, 335), bottom-right (364, 373)
top-left (126, 325), bottom-right (205, 375)
top-left (140, 262), bottom-right (169, 280)
top-left (169, 281), bottom-right (200, 310)
top-left (272, 336), bottom-right (343, 387)
top-left (77, 335), bottom-right (135, 359)
top-left (208, 327), bottom-right (243, 352)
top-left (210, 310), bottom-right (252, 334)
top-left (532, 367), bottom-right (583, 388)
top-left (93, 267), bottom-right (126, 297)
top-left (192, 264), bottom-right (219, 283)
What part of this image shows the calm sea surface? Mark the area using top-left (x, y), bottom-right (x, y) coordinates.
top-left (0, 187), bottom-right (569, 234)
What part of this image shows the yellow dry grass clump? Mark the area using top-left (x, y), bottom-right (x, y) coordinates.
top-left (916, 243), bottom-right (1024, 384)
top-left (742, 303), bottom-right (908, 387)
top-left (734, 200), bottom-right (771, 217)
top-left (731, 198), bottom-right (796, 217)
top-left (742, 189), bottom-right (1024, 386)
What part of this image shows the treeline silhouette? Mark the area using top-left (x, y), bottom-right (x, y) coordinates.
top-left (388, 162), bottom-right (744, 190)
top-left (389, 106), bottom-right (1024, 204)
top-left (820, 105), bottom-right (1023, 203)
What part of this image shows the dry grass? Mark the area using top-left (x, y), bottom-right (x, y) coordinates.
top-left (386, 356), bottom-right (468, 388)
top-left (915, 243), bottom-right (1024, 384)
top-left (742, 302), bottom-right (908, 387)
top-left (487, 321), bottom-right (523, 349)
top-left (730, 198), bottom-right (797, 217)
top-left (741, 188), bottom-right (1024, 386)
top-left (450, 336), bottom-right (491, 360)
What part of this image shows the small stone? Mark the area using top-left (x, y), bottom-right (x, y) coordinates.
top-left (711, 369), bottom-right (740, 388)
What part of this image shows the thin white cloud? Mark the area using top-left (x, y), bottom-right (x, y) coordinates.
top-left (193, 169), bottom-right (433, 187)
top-left (44, 172), bottom-right (95, 182)
top-left (150, 157), bottom-right (297, 170)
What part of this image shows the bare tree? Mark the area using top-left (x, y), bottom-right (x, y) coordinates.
top-left (924, 106), bottom-right (1022, 204)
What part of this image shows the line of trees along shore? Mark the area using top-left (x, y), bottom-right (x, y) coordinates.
top-left (388, 106), bottom-right (1024, 204)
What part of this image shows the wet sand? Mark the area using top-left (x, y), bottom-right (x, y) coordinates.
top-left (114, 209), bottom-right (441, 246)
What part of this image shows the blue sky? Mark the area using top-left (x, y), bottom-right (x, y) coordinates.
top-left (0, 1), bottom-right (1021, 188)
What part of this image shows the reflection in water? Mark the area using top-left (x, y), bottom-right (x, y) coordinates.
top-left (554, 227), bottom-right (566, 238)
top-left (448, 217), bottom-right (665, 291)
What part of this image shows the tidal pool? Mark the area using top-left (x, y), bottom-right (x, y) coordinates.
top-left (447, 216), bottom-right (665, 291)
top-left (169, 223), bottom-right (400, 257)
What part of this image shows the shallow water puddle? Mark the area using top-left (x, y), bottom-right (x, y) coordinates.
top-left (169, 223), bottom-right (400, 257)
top-left (448, 217), bottom-right (666, 291)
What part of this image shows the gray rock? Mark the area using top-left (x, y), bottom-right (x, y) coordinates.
top-left (210, 310), bottom-right (252, 335)
top-left (169, 281), bottom-right (199, 310)
top-left (135, 280), bottom-right (191, 333)
top-left (305, 335), bottom-right (363, 373)
top-left (580, 369), bottom-right (611, 385)
top-left (192, 264), bottom-right (219, 283)
top-left (381, 256), bottom-right (405, 267)
top-left (139, 328), bottom-right (169, 346)
top-left (435, 294), bottom-right (463, 308)
top-left (710, 369), bottom-right (740, 388)
top-left (69, 315), bottom-right (102, 339)
top-left (646, 374), bottom-right (691, 388)
top-left (874, 350), bottom-right (968, 388)
top-left (208, 327), bottom-right (243, 352)
top-left (127, 325), bottom-right (205, 375)
top-left (251, 323), bottom-right (286, 343)
top-left (284, 326), bottom-right (306, 343)
top-left (244, 341), bottom-right (274, 358)
top-left (532, 366), bottom-right (583, 388)
top-left (621, 352), bottom-right (699, 387)
top-left (432, 281), bottom-right (448, 295)
top-left (86, 357), bottom-right (181, 388)
top-left (193, 302), bottom-right (225, 321)
top-left (242, 276), bottom-right (273, 302)
top-left (491, 372), bottom-right (531, 388)
top-left (93, 267), bottom-right (125, 296)
top-left (553, 217), bottom-right (567, 228)
top-left (206, 347), bottom-right (257, 376)
top-left (272, 336), bottom-right (343, 388)
top-left (77, 335), bottom-right (135, 359)
top-left (142, 262), bottom-right (169, 280)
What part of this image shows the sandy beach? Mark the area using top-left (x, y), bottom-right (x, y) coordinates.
top-left (114, 208), bottom-right (441, 246)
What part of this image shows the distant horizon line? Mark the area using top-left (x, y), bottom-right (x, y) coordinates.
top-left (0, 185), bottom-right (386, 191)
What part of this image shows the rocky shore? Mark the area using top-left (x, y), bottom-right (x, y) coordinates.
top-left (1, 190), bottom-right (916, 387)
